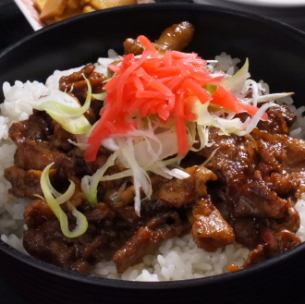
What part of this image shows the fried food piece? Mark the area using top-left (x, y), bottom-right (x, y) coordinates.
top-left (34, 0), bottom-right (47, 12)
top-left (90, 0), bottom-right (137, 10)
top-left (35, 0), bottom-right (143, 25)
top-left (39, 0), bottom-right (66, 22)
top-left (67, 0), bottom-right (81, 10)
top-left (83, 5), bottom-right (95, 13)
top-left (36, 0), bottom-right (87, 24)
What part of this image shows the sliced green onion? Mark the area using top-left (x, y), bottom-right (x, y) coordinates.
top-left (205, 84), bottom-right (217, 94)
top-left (47, 109), bottom-right (91, 135)
top-left (102, 169), bottom-right (133, 181)
top-left (81, 138), bottom-right (183, 210)
top-left (56, 181), bottom-right (76, 205)
top-left (36, 77), bottom-right (95, 135)
top-left (81, 151), bottom-right (119, 206)
top-left (92, 92), bottom-right (106, 101)
top-left (194, 100), bottom-right (246, 136)
top-left (202, 148), bottom-right (219, 167)
top-left (45, 168), bottom-right (61, 197)
top-left (103, 155), bottom-right (182, 182)
top-left (39, 77), bottom-right (93, 117)
top-left (160, 155), bottom-right (183, 167)
top-left (222, 58), bottom-right (249, 92)
top-left (41, 163), bottom-right (88, 238)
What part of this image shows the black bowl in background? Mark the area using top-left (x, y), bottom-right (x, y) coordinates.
top-left (195, 0), bottom-right (305, 30)
top-left (1, 4), bottom-right (305, 304)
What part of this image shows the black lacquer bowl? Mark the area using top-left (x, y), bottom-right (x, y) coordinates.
top-left (0, 4), bottom-right (305, 304)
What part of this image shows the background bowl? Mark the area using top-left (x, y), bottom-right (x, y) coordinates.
top-left (194, 0), bottom-right (305, 28)
top-left (1, 3), bottom-right (305, 304)
top-left (217, 0), bottom-right (305, 7)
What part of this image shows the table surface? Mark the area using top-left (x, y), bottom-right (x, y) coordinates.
top-left (1, 0), bottom-right (305, 303)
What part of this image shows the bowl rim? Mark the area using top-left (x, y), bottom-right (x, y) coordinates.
top-left (2, 2), bottom-right (305, 58)
top-left (208, 0), bottom-right (305, 8)
top-left (1, 2), bottom-right (305, 290)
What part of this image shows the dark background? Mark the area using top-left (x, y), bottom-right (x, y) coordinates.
top-left (0, 0), bottom-right (305, 303)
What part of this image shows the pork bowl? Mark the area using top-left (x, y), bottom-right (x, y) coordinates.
top-left (0, 3), bottom-right (305, 304)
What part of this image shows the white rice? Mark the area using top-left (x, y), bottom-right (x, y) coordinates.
top-left (0, 54), bottom-right (304, 282)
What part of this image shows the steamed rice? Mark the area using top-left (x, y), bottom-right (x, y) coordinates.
top-left (0, 53), bottom-right (304, 282)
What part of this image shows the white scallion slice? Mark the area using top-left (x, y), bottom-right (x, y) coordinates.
top-left (168, 168), bottom-right (190, 179)
top-left (119, 138), bottom-right (152, 216)
top-left (190, 124), bottom-right (212, 152)
top-left (202, 148), bottom-right (219, 167)
top-left (245, 102), bottom-right (277, 134)
top-left (92, 92), bottom-right (106, 101)
top-left (255, 92), bottom-right (294, 104)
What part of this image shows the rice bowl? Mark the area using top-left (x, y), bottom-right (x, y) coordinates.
top-left (0, 53), bottom-right (250, 282)
top-left (1, 44), bottom-right (305, 281)
top-left (1, 5), bottom-right (305, 304)
top-left (216, 0), bottom-right (305, 7)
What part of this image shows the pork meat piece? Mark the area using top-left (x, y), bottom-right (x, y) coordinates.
top-left (4, 166), bottom-right (42, 198)
top-left (48, 122), bottom-right (75, 152)
top-left (157, 166), bottom-right (217, 208)
top-left (202, 130), bottom-right (257, 185)
top-left (232, 218), bottom-right (260, 249)
top-left (253, 129), bottom-right (305, 196)
top-left (154, 21), bottom-right (194, 52)
top-left (270, 203), bottom-right (300, 233)
top-left (232, 170), bottom-right (288, 219)
top-left (23, 200), bottom-right (131, 273)
top-left (191, 196), bottom-right (235, 251)
top-left (253, 128), bottom-right (305, 173)
top-left (113, 212), bottom-right (188, 273)
top-left (9, 110), bottom-right (52, 145)
top-left (124, 21), bottom-right (194, 55)
top-left (14, 141), bottom-right (72, 171)
top-left (258, 105), bottom-right (296, 135)
top-left (244, 229), bottom-right (301, 267)
top-left (59, 64), bottom-right (105, 105)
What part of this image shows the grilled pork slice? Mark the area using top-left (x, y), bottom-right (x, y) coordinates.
top-left (157, 166), bottom-right (217, 208)
top-left (113, 211), bottom-right (189, 273)
top-left (192, 196), bottom-right (235, 252)
top-left (4, 166), bottom-right (42, 198)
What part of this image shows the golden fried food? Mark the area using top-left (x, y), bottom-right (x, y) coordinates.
top-left (39, 0), bottom-right (66, 22)
top-left (90, 0), bottom-right (136, 9)
top-left (82, 5), bottom-right (96, 13)
top-left (33, 0), bottom-right (47, 12)
top-left (34, 0), bottom-right (140, 25)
